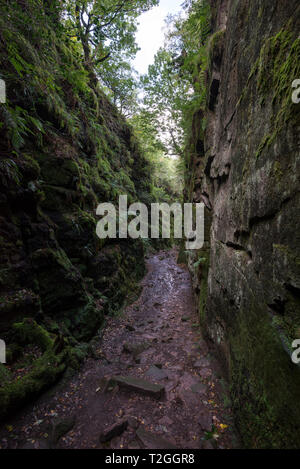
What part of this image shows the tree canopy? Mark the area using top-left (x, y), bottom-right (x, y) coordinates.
top-left (65, 1), bottom-right (158, 82)
top-left (139, 0), bottom-right (211, 158)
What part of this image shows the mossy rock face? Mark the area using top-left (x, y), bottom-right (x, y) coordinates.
top-left (208, 29), bottom-right (226, 68)
top-left (0, 290), bottom-right (40, 327)
top-left (31, 248), bottom-right (88, 316)
top-left (39, 156), bottom-right (80, 190)
top-left (0, 320), bottom-right (66, 421)
top-left (13, 318), bottom-right (53, 351)
top-left (0, 0), bottom-right (155, 420)
top-left (0, 364), bottom-right (11, 385)
top-left (187, 209), bottom-right (212, 332)
top-left (92, 240), bottom-right (146, 314)
top-left (55, 211), bottom-right (102, 266)
top-left (50, 416), bottom-right (76, 445)
top-left (177, 244), bottom-right (187, 265)
top-left (253, 28), bottom-right (300, 157)
top-left (0, 348), bottom-right (66, 421)
top-left (22, 154), bottom-right (41, 181)
top-left (229, 301), bottom-right (300, 449)
top-left (185, 0), bottom-right (300, 449)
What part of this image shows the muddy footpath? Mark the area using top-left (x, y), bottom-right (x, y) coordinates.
top-left (0, 249), bottom-right (239, 449)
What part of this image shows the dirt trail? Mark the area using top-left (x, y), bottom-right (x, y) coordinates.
top-left (0, 249), bottom-right (238, 449)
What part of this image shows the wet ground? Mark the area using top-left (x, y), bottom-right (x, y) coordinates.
top-left (0, 249), bottom-right (238, 449)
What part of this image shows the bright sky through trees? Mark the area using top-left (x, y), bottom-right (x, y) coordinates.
top-left (134, 0), bottom-right (183, 74)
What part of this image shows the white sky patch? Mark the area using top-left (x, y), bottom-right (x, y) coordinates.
top-left (134, 0), bottom-right (183, 75)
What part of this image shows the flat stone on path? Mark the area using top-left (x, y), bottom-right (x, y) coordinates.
top-left (51, 416), bottom-right (76, 444)
top-left (177, 389), bottom-right (199, 408)
top-left (191, 382), bottom-right (207, 395)
top-left (145, 366), bottom-right (168, 381)
top-left (111, 376), bottom-right (165, 399)
top-left (194, 358), bottom-right (210, 368)
top-left (136, 427), bottom-right (177, 449)
top-left (122, 342), bottom-right (150, 357)
top-left (100, 420), bottom-right (128, 443)
top-left (180, 371), bottom-right (199, 388)
top-left (181, 316), bottom-right (191, 322)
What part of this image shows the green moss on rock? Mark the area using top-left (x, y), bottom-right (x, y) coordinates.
top-left (230, 302), bottom-right (300, 449)
top-left (0, 347), bottom-right (66, 421)
top-left (13, 318), bottom-right (53, 351)
top-left (254, 27), bottom-right (300, 157)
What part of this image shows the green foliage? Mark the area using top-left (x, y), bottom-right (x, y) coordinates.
top-left (99, 57), bottom-right (140, 116)
top-left (141, 48), bottom-right (188, 157)
top-left (65, 0), bottom-right (158, 64)
top-left (2, 105), bottom-right (44, 150)
top-left (139, 0), bottom-right (211, 182)
top-left (130, 111), bottom-right (183, 202)
top-left (64, 0), bottom-right (158, 111)
top-left (254, 27), bottom-right (300, 157)
top-left (13, 319), bottom-right (53, 352)
top-left (0, 158), bottom-right (21, 186)
top-left (0, 0), bottom-right (90, 149)
top-left (0, 347), bottom-right (66, 421)
top-left (193, 257), bottom-right (206, 269)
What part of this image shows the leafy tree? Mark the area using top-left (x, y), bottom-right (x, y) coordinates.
top-left (130, 111), bottom-right (183, 201)
top-left (140, 0), bottom-right (211, 157)
top-left (140, 48), bottom-right (189, 157)
top-left (65, 0), bottom-right (158, 85)
top-left (99, 53), bottom-right (139, 116)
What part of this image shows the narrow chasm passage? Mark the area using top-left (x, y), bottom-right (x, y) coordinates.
top-left (0, 249), bottom-right (237, 449)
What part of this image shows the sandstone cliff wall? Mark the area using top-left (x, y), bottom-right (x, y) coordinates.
top-left (188, 0), bottom-right (300, 448)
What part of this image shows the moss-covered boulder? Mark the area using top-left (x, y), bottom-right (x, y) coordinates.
top-left (0, 320), bottom-right (67, 421)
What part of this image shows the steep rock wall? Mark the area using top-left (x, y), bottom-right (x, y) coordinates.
top-left (0, 1), bottom-right (150, 418)
top-left (188, 0), bottom-right (300, 448)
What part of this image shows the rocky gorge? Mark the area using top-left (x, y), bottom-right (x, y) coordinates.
top-left (0, 0), bottom-right (299, 451)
